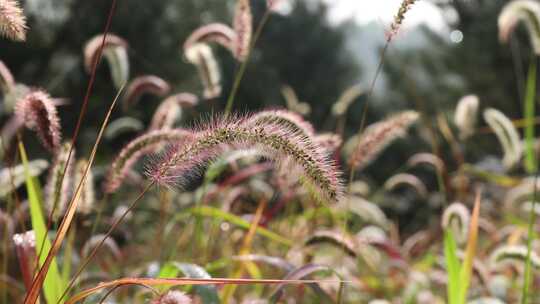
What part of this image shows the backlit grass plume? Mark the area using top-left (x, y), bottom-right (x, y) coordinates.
top-left (149, 93), bottom-right (198, 131)
top-left (454, 95), bottom-right (480, 140)
top-left (0, 0), bottom-right (27, 41)
top-left (233, 0), bottom-right (252, 62)
top-left (104, 117), bottom-right (144, 140)
top-left (388, 0), bottom-right (417, 42)
top-left (331, 84), bottom-right (363, 117)
top-left (349, 111), bottom-right (419, 170)
top-left (73, 159), bottom-right (95, 215)
top-left (83, 33), bottom-right (129, 89)
top-left (281, 85), bottom-right (311, 116)
top-left (483, 108), bottom-right (522, 169)
top-left (490, 245), bottom-right (540, 270)
top-left (15, 89), bottom-right (62, 152)
top-left (0, 159), bottom-right (48, 197)
top-left (185, 43), bottom-right (222, 99)
top-left (123, 75), bottom-right (171, 110)
top-left (184, 23), bottom-right (238, 57)
top-left (442, 202), bottom-right (470, 245)
top-left (498, 0), bottom-right (540, 55)
top-left (147, 115), bottom-right (343, 203)
top-left (384, 173), bottom-right (428, 198)
top-left (105, 129), bottom-right (193, 193)
top-left (151, 291), bottom-right (192, 304)
top-left (0, 59), bottom-right (14, 92)
top-left (45, 142), bottom-right (74, 220)
top-left (245, 109), bottom-right (315, 138)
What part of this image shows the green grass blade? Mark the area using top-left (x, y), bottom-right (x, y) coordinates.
top-left (19, 142), bottom-right (65, 303)
top-left (444, 230), bottom-right (460, 304)
top-left (522, 172), bottom-right (539, 304)
top-left (182, 206), bottom-right (293, 247)
top-left (458, 192), bottom-right (480, 304)
top-left (525, 58), bottom-right (537, 173)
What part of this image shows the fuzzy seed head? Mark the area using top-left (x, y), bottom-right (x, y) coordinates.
top-left (332, 84), bottom-right (363, 116)
top-left (185, 43), bottom-right (222, 99)
top-left (73, 159), bottom-right (95, 215)
top-left (233, 0), bottom-right (253, 61)
top-left (387, 0), bottom-right (417, 42)
top-left (149, 98), bottom-right (183, 131)
top-left (45, 142), bottom-right (74, 220)
top-left (441, 202), bottom-right (470, 245)
top-left (0, 59), bottom-right (14, 92)
top-left (483, 108), bottom-right (522, 169)
top-left (350, 111), bottom-right (419, 170)
top-left (184, 23), bottom-right (238, 56)
top-left (151, 291), bottom-right (192, 304)
top-left (15, 89), bottom-right (62, 152)
top-left (490, 245), bottom-right (540, 270)
top-left (123, 75), bottom-right (171, 110)
top-left (147, 115), bottom-right (343, 204)
top-left (384, 173), bottom-right (428, 198)
top-left (83, 33), bottom-right (128, 73)
top-left (498, 0), bottom-right (540, 55)
top-left (105, 129), bottom-right (193, 193)
top-left (454, 95), bottom-right (479, 140)
top-left (281, 85), bottom-right (311, 116)
top-left (0, 159), bottom-right (48, 197)
top-left (0, 0), bottom-right (27, 41)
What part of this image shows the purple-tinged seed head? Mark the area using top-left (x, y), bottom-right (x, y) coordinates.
top-left (184, 23), bottom-right (238, 56)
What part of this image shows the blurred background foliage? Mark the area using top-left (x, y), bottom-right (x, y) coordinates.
top-left (0, 0), bottom-right (534, 221)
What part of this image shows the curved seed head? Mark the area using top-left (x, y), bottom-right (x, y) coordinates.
top-left (147, 115), bottom-right (343, 204)
top-left (498, 0), bottom-right (540, 54)
top-left (105, 129), bottom-right (193, 193)
top-left (83, 33), bottom-right (128, 73)
top-left (441, 202), bottom-right (470, 245)
top-left (233, 0), bottom-right (252, 62)
top-left (454, 95), bottom-right (480, 140)
top-left (184, 23), bottom-right (237, 56)
top-left (483, 108), bottom-right (522, 169)
top-left (15, 89), bottom-right (62, 152)
top-left (73, 159), bottom-right (95, 215)
top-left (45, 142), bottom-right (74, 220)
top-left (349, 111), bottom-right (419, 170)
top-left (0, 0), bottom-right (27, 41)
top-left (123, 75), bottom-right (171, 110)
top-left (332, 84), bottom-right (363, 117)
top-left (184, 43), bottom-right (221, 99)
top-left (0, 60), bottom-right (14, 92)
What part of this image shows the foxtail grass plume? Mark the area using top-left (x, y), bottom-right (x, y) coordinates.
top-left (342, 195), bottom-right (389, 229)
top-left (384, 173), bottom-right (428, 198)
top-left (331, 84), bottom-right (363, 117)
top-left (233, 0), bottom-right (252, 61)
top-left (73, 159), bottom-right (95, 215)
top-left (498, 0), bottom-right (540, 55)
top-left (454, 94), bottom-right (480, 140)
top-left (123, 75), bottom-right (171, 110)
top-left (281, 85), bottom-right (311, 116)
top-left (151, 291), bottom-right (192, 304)
top-left (407, 152), bottom-right (445, 173)
top-left (245, 109), bottom-right (315, 138)
top-left (149, 93), bottom-right (198, 131)
top-left (388, 0), bottom-right (418, 42)
top-left (105, 129), bottom-right (193, 193)
top-left (490, 245), bottom-right (540, 270)
top-left (185, 43), bottom-right (222, 99)
top-left (0, 59), bottom-right (14, 92)
top-left (305, 230), bottom-right (357, 257)
top-left (83, 33), bottom-right (129, 89)
top-left (81, 234), bottom-right (121, 261)
top-left (15, 89), bottom-right (62, 152)
top-left (349, 111), bottom-right (419, 170)
top-left (147, 115), bottom-right (343, 204)
top-left (184, 23), bottom-right (238, 57)
top-left (104, 117), bottom-right (144, 140)
top-left (0, 0), bottom-right (27, 41)
top-left (0, 159), bottom-right (48, 197)
top-left (45, 142), bottom-right (74, 220)
top-left (483, 108), bottom-right (522, 169)
top-left (441, 202), bottom-right (470, 245)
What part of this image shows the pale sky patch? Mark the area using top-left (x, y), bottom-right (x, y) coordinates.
top-left (324, 0), bottom-right (447, 31)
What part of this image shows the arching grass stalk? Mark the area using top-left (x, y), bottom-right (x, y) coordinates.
top-left (23, 81), bottom-right (122, 304)
top-left (33, 0), bottom-right (118, 291)
top-left (522, 170), bottom-right (539, 304)
top-left (224, 9), bottom-right (272, 116)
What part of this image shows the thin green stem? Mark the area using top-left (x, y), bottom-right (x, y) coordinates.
top-left (224, 10), bottom-right (272, 116)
